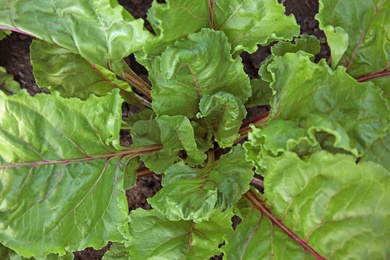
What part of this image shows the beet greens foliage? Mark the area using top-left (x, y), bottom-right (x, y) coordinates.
top-left (0, 0), bottom-right (389, 259)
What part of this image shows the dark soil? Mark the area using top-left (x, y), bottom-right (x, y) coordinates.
top-left (0, 1), bottom-right (329, 259)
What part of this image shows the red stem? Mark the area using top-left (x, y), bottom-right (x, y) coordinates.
top-left (235, 111), bottom-right (270, 143)
top-left (1, 145), bottom-right (162, 169)
top-left (356, 69), bottom-right (390, 82)
top-left (122, 62), bottom-right (152, 100)
top-left (245, 190), bottom-right (326, 260)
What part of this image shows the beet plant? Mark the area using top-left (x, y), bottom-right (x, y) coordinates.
top-left (0, 0), bottom-right (389, 259)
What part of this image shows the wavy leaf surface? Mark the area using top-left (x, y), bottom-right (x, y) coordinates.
top-left (150, 29), bottom-right (250, 118)
top-left (148, 146), bottom-right (253, 222)
top-left (225, 151), bottom-right (390, 259)
top-left (261, 52), bottom-right (390, 156)
top-left (131, 115), bottom-right (206, 173)
top-left (316, 0), bottom-right (390, 98)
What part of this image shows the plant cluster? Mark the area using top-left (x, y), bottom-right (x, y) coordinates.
top-left (0, 0), bottom-right (389, 259)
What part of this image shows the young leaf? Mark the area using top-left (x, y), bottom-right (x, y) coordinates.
top-left (148, 146), bottom-right (253, 222)
top-left (271, 35), bottom-right (321, 57)
top-left (263, 52), bottom-right (390, 156)
top-left (150, 29), bottom-right (251, 118)
top-left (225, 151), bottom-right (390, 259)
top-left (127, 208), bottom-right (233, 259)
top-left (0, 67), bottom-right (21, 95)
top-left (131, 115), bottom-right (206, 173)
top-left (316, 0), bottom-right (390, 98)
top-left (0, 90), bottom-right (158, 258)
top-left (102, 243), bottom-right (130, 260)
top-left (0, 0), bottom-right (150, 74)
top-left (212, 0), bottom-right (300, 53)
top-left (0, 29), bottom-right (10, 40)
top-left (30, 40), bottom-right (143, 106)
top-left (197, 92), bottom-right (247, 148)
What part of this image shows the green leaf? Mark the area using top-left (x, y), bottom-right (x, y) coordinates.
top-left (131, 115), bottom-right (206, 173)
top-left (138, 0), bottom-right (299, 65)
top-left (0, 67), bottom-right (20, 95)
top-left (138, 0), bottom-right (209, 64)
top-left (102, 243), bottom-right (130, 260)
top-left (127, 208), bottom-right (233, 259)
top-left (365, 131), bottom-right (390, 172)
top-left (150, 29), bottom-right (251, 118)
top-left (225, 152), bottom-right (390, 259)
top-left (263, 52), bottom-right (390, 156)
top-left (316, 0), bottom-right (390, 98)
top-left (30, 40), bottom-right (142, 106)
top-left (245, 78), bottom-right (272, 108)
top-left (212, 0), bottom-right (300, 53)
top-left (197, 92), bottom-right (247, 148)
top-left (123, 157), bottom-right (140, 190)
top-left (0, 30), bottom-right (11, 40)
top-left (271, 35), bottom-right (321, 57)
top-left (0, 0), bottom-right (150, 74)
top-left (148, 146), bottom-right (253, 222)
top-left (0, 90), bottom-right (132, 258)
top-left (0, 243), bottom-right (74, 260)
top-left (126, 109), bottom-right (156, 128)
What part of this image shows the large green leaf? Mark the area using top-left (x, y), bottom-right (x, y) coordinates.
top-left (365, 131), bottom-right (390, 172)
top-left (0, 0), bottom-right (150, 74)
top-left (197, 92), bottom-right (247, 148)
top-left (102, 243), bottom-right (130, 260)
top-left (0, 67), bottom-right (20, 95)
top-left (225, 151), bottom-right (390, 259)
top-left (138, 0), bottom-right (299, 64)
top-left (131, 115), bottom-right (206, 173)
top-left (150, 29), bottom-right (251, 118)
top-left (30, 40), bottom-right (142, 106)
top-left (316, 0), bottom-right (390, 98)
top-left (148, 146), bottom-right (253, 222)
top-left (212, 0), bottom-right (299, 53)
top-left (262, 52), bottom-right (390, 156)
top-left (127, 208), bottom-right (233, 259)
top-left (0, 90), bottom-right (135, 258)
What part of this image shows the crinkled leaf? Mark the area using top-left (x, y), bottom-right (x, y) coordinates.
top-left (197, 92), bottom-right (247, 148)
top-left (131, 115), bottom-right (206, 173)
top-left (365, 131), bottom-right (390, 172)
top-left (0, 0), bottom-right (150, 74)
top-left (0, 67), bottom-right (20, 95)
top-left (212, 0), bottom-right (300, 53)
top-left (271, 35), bottom-right (320, 57)
top-left (127, 208), bottom-right (233, 259)
top-left (102, 243), bottom-right (130, 260)
top-left (138, 0), bottom-right (210, 64)
top-left (316, 0), bottom-right (390, 98)
top-left (0, 244), bottom-right (74, 260)
top-left (150, 29), bottom-right (250, 118)
top-left (225, 151), bottom-right (390, 259)
top-left (30, 40), bottom-right (142, 106)
top-left (140, 0), bottom-right (299, 63)
top-left (263, 52), bottom-right (390, 156)
top-left (148, 146), bottom-right (253, 222)
top-left (0, 90), bottom-right (131, 258)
